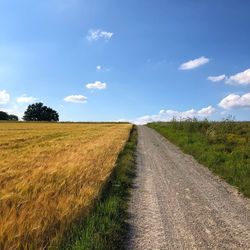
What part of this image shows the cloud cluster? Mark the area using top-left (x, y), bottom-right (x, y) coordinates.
top-left (207, 75), bottom-right (226, 82)
top-left (207, 68), bottom-right (250, 86)
top-left (136, 93), bottom-right (250, 120)
top-left (218, 93), bottom-right (250, 109)
top-left (87, 29), bottom-right (113, 41)
top-left (86, 81), bottom-right (107, 90)
top-left (63, 80), bottom-right (107, 105)
top-left (16, 95), bottom-right (37, 103)
top-left (0, 90), bottom-right (10, 104)
top-left (179, 56), bottom-right (209, 70)
top-left (64, 95), bottom-right (88, 103)
top-left (130, 106), bottom-right (216, 125)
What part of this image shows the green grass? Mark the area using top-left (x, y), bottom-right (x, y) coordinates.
top-left (148, 121), bottom-right (250, 197)
top-left (52, 125), bottom-right (137, 250)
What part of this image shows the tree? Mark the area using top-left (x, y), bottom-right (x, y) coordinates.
top-left (23, 102), bottom-right (59, 121)
top-left (8, 114), bottom-right (18, 121)
top-left (0, 111), bottom-right (19, 121)
top-left (0, 111), bottom-right (9, 120)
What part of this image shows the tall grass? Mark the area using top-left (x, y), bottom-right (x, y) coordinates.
top-left (0, 122), bottom-right (132, 249)
top-left (148, 120), bottom-right (250, 197)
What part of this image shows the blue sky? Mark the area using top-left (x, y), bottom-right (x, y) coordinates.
top-left (0, 0), bottom-right (250, 123)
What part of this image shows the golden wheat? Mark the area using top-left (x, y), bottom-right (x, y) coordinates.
top-left (0, 122), bottom-right (132, 250)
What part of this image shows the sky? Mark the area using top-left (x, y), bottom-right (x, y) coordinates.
top-left (0, 0), bottom-right (250, 123)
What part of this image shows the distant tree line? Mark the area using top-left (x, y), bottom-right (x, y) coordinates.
top-left (0, 111), bottom-right (18, 121)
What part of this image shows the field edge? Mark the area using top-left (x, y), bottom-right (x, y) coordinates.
top-left (51, 125), bottom-right (138, 250)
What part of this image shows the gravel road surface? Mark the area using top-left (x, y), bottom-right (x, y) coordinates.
top-left (126, 126), bottom-right (250, 249)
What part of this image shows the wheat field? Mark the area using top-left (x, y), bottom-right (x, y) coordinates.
top-left (0, 122), bottom-right (132, 250)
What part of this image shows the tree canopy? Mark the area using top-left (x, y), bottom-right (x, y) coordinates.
top-left (23, 102), bottom-right (59, 121)
top-left (0, 111), bottom-right (18, 121)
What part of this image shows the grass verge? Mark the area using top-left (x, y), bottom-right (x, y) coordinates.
top-left (53, 125), bottom-right (137, 250)
top-left (148, 121), bottom-right (250, 197)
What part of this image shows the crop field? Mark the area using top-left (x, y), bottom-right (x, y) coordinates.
top-left (148, 120), bottom-right (250, 197)
top-left (0, 122), bottom-right (132, 250)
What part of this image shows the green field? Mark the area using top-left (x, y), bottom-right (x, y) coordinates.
top-left (148, 120), bottom-right (250, 197)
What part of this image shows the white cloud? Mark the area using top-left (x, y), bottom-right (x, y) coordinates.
top-left (160, 106), bottom-right (216, 120)
top-left (87, 29), bottom-right (113, 41)
top-left (197, 105), bottom-right (216, 116)
top-left (207, 74), bottom-right (226, 82)
top-left (218, 93), bottom-right (250, 109)
top-left (0, 90), bottom-right (10, 104)
top-left (96, 65), bottom-right (110, 72)
top-left (179, 56), bottom-right (209, 70)
top-left (86, 81), bottom-right (107, 90)
top-left (123, 106), bottom-right (216, 125)
top-left (64, 95), bottom-right (88, 103)
top-left (16, 95), bottom-right (37, 103)
top-left (225, 68), bottom-right (250, 86)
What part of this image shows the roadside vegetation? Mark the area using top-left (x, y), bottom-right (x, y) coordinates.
top-left (55, 126), bottom-right (137, 250)
top-left (148, 120), bottom-right (250, 197)
top-left (0, 122), bottom-right (132, 250)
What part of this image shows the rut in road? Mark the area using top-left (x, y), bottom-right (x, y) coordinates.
top-left (126, 126), bottom-right (250, 250)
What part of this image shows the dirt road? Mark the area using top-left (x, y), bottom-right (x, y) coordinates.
top-left (126, 126), bottom-right (250, 249)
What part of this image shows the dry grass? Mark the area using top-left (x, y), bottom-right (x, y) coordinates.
top-left (0, 122), bottom-right (132, 250)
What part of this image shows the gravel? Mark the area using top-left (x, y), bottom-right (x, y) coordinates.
top-left (126, 126), bottom-right (250, 249)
